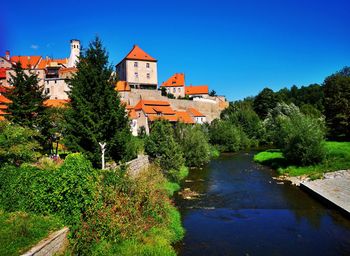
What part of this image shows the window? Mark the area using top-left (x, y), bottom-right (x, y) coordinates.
top-left (147, 73), bottom-right (150, 79)
top-left (134, 72), bottom-right (138, 78)
top-left (173, 88), bottom-right (176, 93)
top-left (45, 88), bottom-right (50, 94)
top-left (178, 88), bottom-right (180, 92)
top-left (146, 63), bottom-right (150, 68)
top-left (54, 80), bottom-right (57, 84)
top-left (134, 62), bottom-right (138, 67)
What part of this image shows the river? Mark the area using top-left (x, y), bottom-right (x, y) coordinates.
top-left (175, 152), bottom-right (350, 256)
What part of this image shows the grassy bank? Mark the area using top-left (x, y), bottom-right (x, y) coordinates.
top-left (0, 210), bottom-right (63, 256)
top-left (254, 142), bottom-right (350, 178)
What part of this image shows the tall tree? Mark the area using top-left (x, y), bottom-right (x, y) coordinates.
top-left (5, 62), bottom-right (47, 128)
top-left (323, 67), bottom-right (350, 140)
top-left (64, 37), bottom-right (131, 167)
top-left (253, 87), bottom-right (278, 119)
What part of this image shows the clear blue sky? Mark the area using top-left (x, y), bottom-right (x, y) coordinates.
top-left (1, 0), bottom-right (349, 101)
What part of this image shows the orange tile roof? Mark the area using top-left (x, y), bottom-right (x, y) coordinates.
top-left (161, 73), bottom-right (185, 87)
top-left (188, 107), bottom-right (205, 117)
top-left (124, 45), bottom-right (156, 62)
top-left (38, 58), bottom-right (69, 69)
top-left (0, 68), bottom-right (7, 79)
top-left (43, 99), bottom-right (69, 108)
top-left (0, 105), bottom-right (8, 109)
top-left (58, 67), bottom-right (77, 73)
top-left (0, 115), bottom-right (5, 121)
top-left (185, 85), bottom-right (209, 95)
top-left (175, 111), bottom-right (195, 124)
top-left (148, 115), bottom-right (178, 122)
top-left (0, 94), bottom-right (12, 104)
top-left (115, 81), bottom-right (131, 92)
top-left (134, 99), bottom-right (170, 111)
top-left (11, 56), bottom-right (41, 69)
top-left (129, 109), bottom-right (137, 119)
top-left (152, 106), bottom-right (176, 115)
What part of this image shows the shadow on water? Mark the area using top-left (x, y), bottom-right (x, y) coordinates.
top-left (175, 151), bottom-right (350, 256)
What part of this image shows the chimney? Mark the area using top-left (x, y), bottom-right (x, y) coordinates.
top-left (5, 50), bottom-right (10, 61)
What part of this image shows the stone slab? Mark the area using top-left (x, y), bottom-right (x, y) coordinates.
top-left (301, 170), bottom-right (350, 215)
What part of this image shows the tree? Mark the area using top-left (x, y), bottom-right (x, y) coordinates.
top-left (64, 37), bottom-right (132, 167)
top-left (323, 67), bottom-right (350, 140)
top-left (4, 62), bottom-right (47, 128)
top-left (179, 125), bottom-right (210, 167)
top-left (145, 120), bottom-right (184, 171)
top-left (209, 90), bottom-right (217, 97)
top-left (0, 121), bottom-right (42, 166)
top-left (253, 87), bottom-right (278, 119)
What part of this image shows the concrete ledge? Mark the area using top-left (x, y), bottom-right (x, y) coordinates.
top-left (300, 170), bottom-right (350, 217)
top-left (21, 227), bottom-right (69, 256)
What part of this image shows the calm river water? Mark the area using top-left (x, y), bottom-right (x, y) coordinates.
top-left (175, 152), bottom-right (350, 256)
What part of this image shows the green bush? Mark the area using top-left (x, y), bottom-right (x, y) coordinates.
top-left (179, 125), bottom-right (211, 167)
top-left (0, 121), bottom-right (42, 166)
top-left (0, 153), bottom-right (98, 226)
top-left (209, 119), bottom-right (249, 152)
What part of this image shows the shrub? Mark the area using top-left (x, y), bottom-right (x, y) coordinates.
top-left (280, 112), bottom-right (326, 165)
top-left (209, 119), bottom-right (249, 152)
top-left (0, 153), bottom-right (98, 226)
top-left (179, 125), bottom-right (210, 167)
top-left (0, 121), bottom-right (42, 166)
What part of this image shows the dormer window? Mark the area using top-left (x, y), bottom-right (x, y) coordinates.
top-left (134, 62), bottom-right (138, 67)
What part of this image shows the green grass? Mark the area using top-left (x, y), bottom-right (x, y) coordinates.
top-left (254, 142), bottom-right (350, 178)
top-left (0, 210), bottom-right (63, 256)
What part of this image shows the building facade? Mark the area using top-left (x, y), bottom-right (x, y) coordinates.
top-left (116, 45), bottom-right (158, 90)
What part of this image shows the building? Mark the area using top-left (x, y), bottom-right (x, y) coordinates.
top-left (185, 85), bottom-right (209, 99)
top-left (116, 45), bottom-right (158, 90)
top-left (1, 39), bottom-right (80, 100)
top-left (188, 107), bottom-right (206, 124)
top-left (161, 73), bottom-right (185, 98)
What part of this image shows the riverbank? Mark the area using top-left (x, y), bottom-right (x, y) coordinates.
top-left (254, 141), bottom-right (350, 179)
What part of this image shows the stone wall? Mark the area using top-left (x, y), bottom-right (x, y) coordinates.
top-left (106, 154), bottom-right (150, 177)
top-left (21, 227), bottom-right (69, 256)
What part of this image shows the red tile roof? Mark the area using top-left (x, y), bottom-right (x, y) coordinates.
top-left (115, 81), bottom-right (131, 92)
top-left (129, 109), bottom-right (137, 119)
top-left (0, 68), bottom-right (7, 79)
top-left (175, 111), bottom-right (195, 124)
top-left (11, 56), bottom-right (41, 69)
top-left (185, 85), bottom-right (209, 95)
top-left (43, 99), bottom-right (69, 108)
top-left (124, 45), bottom-right (156, 62)
top-left (162, 73), bottom-right (185, 87)
top-left (0, 94), bottom-right (12, 104)
top-left (188, 107), bottom-right (205, 117)
top-left (134, 99), bottom-right (170, 111)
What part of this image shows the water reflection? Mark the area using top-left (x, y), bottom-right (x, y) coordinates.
top-left (175, 152), bottom-right (350, 256)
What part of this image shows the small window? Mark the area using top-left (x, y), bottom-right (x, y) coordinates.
top-left (173, 88), bottom-right (176, 93)
top-left (134, 62), bottom-right (138, 67)
top-left (54, 80), bottom-right (57, 84)
top-left (146, 63), bottom-right (150, 68)
top-left (45, 88), bottom-right (50, 94)
top-left (134, 72), bottom-right (138, 78)
top-left (147, 73), bottom-right (150, 79)
top-left (178, 88), bottom-right (180, 92)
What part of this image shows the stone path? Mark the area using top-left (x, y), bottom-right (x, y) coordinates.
top-left (301, 170), bottom-right (350, 215)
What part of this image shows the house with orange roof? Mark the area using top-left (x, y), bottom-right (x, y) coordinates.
top-left (187, 107), bottom-right (206, 124)
top-left (2, 39), bottom-right (80, 100)
top-left (116, 45), bottom-right (158, 90)
top-left (161, 73), bottom-right (186, 98)
top-left (185, 85), bottom-right (209, 99)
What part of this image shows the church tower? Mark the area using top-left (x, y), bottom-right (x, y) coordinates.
top-left (67, 39), bottom-right (80, 68)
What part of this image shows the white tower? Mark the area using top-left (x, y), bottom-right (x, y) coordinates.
top-left (67, 39), bottom-right (80, 68)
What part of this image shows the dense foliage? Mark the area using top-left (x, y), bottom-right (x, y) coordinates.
top-left (64, 37), bottom-right (132, 167)
top-left (253, 87), bottom-right (278, 119)
top-left (0, 122), bottom-right (42, 166)
top-left (4, 62), bottom-right (47, 128)
top-left (0, 153), bottom-right (97, 227)
top-left (323, 67), bottom-right (350, 140)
